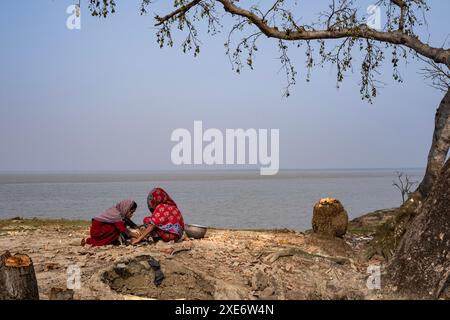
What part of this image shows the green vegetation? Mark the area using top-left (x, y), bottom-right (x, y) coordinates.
top-left (0, 217), bottom-right (90, 233)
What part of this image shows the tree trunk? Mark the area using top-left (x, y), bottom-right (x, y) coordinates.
top-left (0, 251), bottom-right (39, 300)
top-left (416, 88), bottom-right (450, 197)
top-left (386, 158), bottom-right (450, 299)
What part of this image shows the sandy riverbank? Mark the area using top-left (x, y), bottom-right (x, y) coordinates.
top-left (0, 211), bottom-right (396, 300)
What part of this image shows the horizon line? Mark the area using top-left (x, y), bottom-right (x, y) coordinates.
top-left (0, 167), bottom-right (426, 174)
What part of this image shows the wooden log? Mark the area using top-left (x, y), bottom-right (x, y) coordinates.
top-left (0, 251), bottom-right (39, 300)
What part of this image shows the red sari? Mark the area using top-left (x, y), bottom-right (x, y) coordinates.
top-left (86, 199), bottom-right (136, 246)
top-left (143, 188), bottom-right (185, 242)
top-left (85, 219), bottom-right (126, 246)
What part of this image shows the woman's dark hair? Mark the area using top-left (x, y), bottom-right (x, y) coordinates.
top-left (130, 201), bottom-right (137, 211)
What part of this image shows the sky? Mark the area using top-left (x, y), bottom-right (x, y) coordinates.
top-left (0, 0), bottom-right (449, 172)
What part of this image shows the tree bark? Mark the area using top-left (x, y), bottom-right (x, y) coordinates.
top-left (386, 158), bottom-right (450, 299)
top-left (416, 88), bottom-right (450, 197)
top-left (0, 251), bottom-right (39, 300)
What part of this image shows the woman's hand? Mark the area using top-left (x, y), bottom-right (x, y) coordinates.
top-left (129, 228), bottom-right (141, 238)
top-left (130, 224), bottom-right (156, 245)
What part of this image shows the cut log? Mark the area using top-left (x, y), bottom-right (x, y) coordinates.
top-left (312, 198), bottom-right (348, 238)
top-left (0, 251), bottom-right (39, 300)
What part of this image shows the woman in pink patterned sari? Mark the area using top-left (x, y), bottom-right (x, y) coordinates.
top-left (132, 187), bottom-right (185, 244)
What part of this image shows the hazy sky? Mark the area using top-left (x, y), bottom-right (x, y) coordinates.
top-left (0, 0), bottom-right (449, 171)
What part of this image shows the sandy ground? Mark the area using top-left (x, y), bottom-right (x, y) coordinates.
top-left (0, 214), bottom-right (391, 300)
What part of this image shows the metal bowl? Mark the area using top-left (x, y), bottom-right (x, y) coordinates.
top-left (184, 224), bottom-right (207, 239)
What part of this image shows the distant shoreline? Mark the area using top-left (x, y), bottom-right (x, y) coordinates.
top-left (0, 168), bottom-right (425, 184)
top-left (0, 167), bottom-right (426, 174)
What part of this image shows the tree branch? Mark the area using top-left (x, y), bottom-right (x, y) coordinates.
top-left (216, 0), bottom-right (449, 67)
top-left (390, 0), bottom-right (407, 31)
top-left (154, 0), bottom-right (202, 26)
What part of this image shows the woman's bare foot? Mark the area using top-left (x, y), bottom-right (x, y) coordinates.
top-left (80, 238), bottom-right (86, 247)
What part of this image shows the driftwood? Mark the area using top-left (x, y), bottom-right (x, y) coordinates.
top-left (0, 251), bottom-right (39, 300)
top-left (263, 247), bottom-right (349, 265)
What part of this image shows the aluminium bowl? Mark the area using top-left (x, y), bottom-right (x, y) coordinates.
top-left (184, 224), bottom-right (207, 239)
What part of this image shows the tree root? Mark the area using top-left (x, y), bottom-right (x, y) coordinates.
top-left (263, 247), bottom-right (349, 265)
top-left (366, 195), bottom-right (422, 261)
top-left (435, 269), bottom-right (450, 299)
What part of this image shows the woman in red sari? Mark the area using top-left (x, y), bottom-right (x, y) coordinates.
top-left (132, 188), bottom-right (185, 244)
top-left (84, 199), bottom-right (140, 246)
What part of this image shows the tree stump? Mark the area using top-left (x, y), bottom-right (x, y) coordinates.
top-left (312, 198), bottom-right (348, 238)
top-left (0, 251), bottom-right (39, 300)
